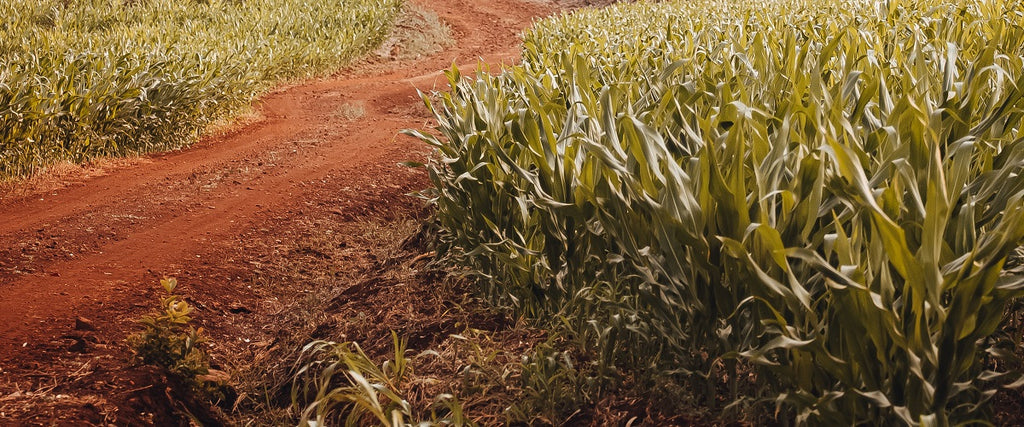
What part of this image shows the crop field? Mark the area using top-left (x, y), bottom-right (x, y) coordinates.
top-left (0, 0), bottom-right (401, 178)
top-left (417, 0), bottom-right (1024, 423)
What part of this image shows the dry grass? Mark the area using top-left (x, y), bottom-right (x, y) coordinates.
top-left (333, 103), bottom-right (367, 122)
top-left (0, 157), bottom-right (149, 200)
top-left (374, 3), bottom-right (454, 61)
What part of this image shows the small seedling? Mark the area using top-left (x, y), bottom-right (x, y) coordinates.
top-left (128, 277), bottom-right (210, 381)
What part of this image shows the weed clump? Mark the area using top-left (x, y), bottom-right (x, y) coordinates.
top-left (128, 277), bottom-right (211, 383)
top-left (291, 332), bottom-right (469, 426)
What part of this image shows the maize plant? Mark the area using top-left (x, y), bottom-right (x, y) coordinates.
top-left (415, 0), bottom-right (1024, 424)
top-left (0, 0), bottom-right (402, 179)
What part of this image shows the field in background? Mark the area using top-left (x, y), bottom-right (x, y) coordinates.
top-left (0, 0), bottom-right (401, 178)
top-left (417, 0), bottom-right (1024, 423)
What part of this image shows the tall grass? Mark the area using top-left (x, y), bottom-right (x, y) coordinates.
top-left (0, 0), bottom-right (402, 178)
top-left (414, 0), bottom-right (1024, 423)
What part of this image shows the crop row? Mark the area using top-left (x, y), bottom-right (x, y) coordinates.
top-left (415, 0), bottom-right (1024, 424)
top-left (0, 0), bottom-right (402, 178)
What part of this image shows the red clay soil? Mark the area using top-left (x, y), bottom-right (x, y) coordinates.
top-left (0, 0), bottom-right (567, 424)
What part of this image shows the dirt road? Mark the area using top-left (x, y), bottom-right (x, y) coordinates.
top-left (0, 0), bottom-right (564, 423)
